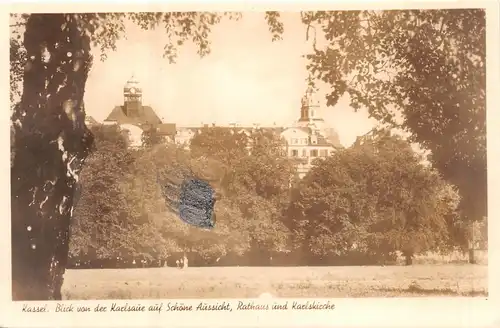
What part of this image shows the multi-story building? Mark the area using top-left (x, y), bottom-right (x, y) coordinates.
top-left (103, 76), bottom-right (177, 147)
top-left (280, 85), bottom-right (342, 178)
top-left (101, 76), bottom-right (342, 178)
top-left (174, 85), bottom-right (342, 178)
top-left (281, 127), bottom-right (338, 178)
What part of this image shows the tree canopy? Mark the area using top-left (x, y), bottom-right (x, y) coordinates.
top-left (301, 10), bottom-right (486, 225)
top-left (286, 131), bottom-right (460, 265)
top-left (10, 12), bottom-right (486, 223)
top-left (70, 127), bottom-right (295, 263)
top-left (10, 9), bottom-right (487, 300)
top-left (187, 127), bottom-right (296, 254)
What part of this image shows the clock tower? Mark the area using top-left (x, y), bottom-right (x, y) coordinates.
top-left (297, 81), bottom-right (325, 133)
top-left (123, 74), bottom-right (143, 117)
top-left (105, 74), bottom-right (177, 144)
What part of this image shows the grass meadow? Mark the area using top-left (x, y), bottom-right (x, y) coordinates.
top-left (62, 261), bottom-right (488, 300)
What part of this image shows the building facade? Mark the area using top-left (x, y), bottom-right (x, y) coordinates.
top-left (280, 85), bottom-right (341, 178)
top-left (103, 76), bottom-right (177, 147)
top-left (101, 76), bottom-right (341, 178)
top-left (281, 127), bottom-right (338, 178)
top-left (173, 84), bottom-right (342, 178)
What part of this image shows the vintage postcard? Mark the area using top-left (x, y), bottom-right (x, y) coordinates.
top-left (1, 0), bottom-right (499, 327)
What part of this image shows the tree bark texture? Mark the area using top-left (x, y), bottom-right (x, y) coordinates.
top-left (11, 14), bottom-right (94, 300)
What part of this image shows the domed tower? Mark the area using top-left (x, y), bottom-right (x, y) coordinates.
top-left (123, 74), bottom-right (143, 117)
top-left (296, 81), bottom-right (325, 133)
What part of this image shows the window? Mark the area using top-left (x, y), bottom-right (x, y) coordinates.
top-left (302, 149), bottom-right (307, 157)
top-left (320, 149), bottom-right (328, 157)
top-left (291, 149), bottom-right (299, 157)
top-left (310, 149), bottom-right (318, 157)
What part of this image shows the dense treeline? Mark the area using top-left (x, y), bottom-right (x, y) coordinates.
top-left (68, 125), bottom-right (486, 268)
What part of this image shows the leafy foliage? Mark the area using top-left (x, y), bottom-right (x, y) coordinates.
top-left (224, 130), bottom-right (295, 200)
top-left (10, 38), bottom-right (26, 106)
top-left (72, 134), bottom-right (251, 261)
top-left (287, 131), bottom-right (458, 263)
top-left (71, 127), bottom-right (463, 265)
top-left (129, 12), bottom-right (242, 63)
top-left (10, 10), bottom-right (486, 300)
top-left (300, 10), bottom-right (486, 229)
top-left (9, 12), bottom-right (252, 300)
top-left (264, 11), bottom-right (284, 42)
top-left (70, 125), bottom-right (136, 259)
top-left (184, 128), bottom-right (296, 253)
top-left (190, 127), bottom-right (249, 165)
top-left (141, 127), bottom-right (165, 148)
top-left (135, 144), bottom-right (243, 259)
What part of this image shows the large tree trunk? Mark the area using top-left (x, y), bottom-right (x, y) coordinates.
top-left (11, 14), bottom-right (93, 300)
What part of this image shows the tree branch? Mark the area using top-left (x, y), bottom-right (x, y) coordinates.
top-left (430, 16), bottom-right (447, 53)
top-left (305, 24), bottom-right (318, 52)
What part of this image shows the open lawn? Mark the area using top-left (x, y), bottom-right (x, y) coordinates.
top-left (62, 264), bottom-right (488, 300)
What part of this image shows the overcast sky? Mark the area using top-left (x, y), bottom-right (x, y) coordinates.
top-left (83, 12), bottom-right (377, 147)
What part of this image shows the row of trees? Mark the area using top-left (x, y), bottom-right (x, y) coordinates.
top-left (69, 125), bottom-right (484, 267)
top-left (70, 126), bottom-right (292, 264)
top-left (10, 10), bottom-right (486, 300)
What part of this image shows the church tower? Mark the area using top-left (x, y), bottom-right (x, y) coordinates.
top-left (123, 75), bottom-right (143, 118)
top-left (296, 80), bottom-right (325, 133)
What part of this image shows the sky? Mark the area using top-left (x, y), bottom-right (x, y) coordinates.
top-left (83, 12), bottom-right (377, 147)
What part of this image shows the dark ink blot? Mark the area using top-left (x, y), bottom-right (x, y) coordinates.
top-left (158, 173), bottom-right (216, 229)
top-left (179, 178), bottom-right (216, 229)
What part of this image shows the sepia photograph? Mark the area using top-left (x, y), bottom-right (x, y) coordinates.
top-left (9, 7), bottom-right (489, 304)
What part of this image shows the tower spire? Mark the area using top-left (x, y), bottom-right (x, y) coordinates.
top-left (298, 75), bottom-right (320, 121)
top-left (296, 74), bottom-right (324, 133)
